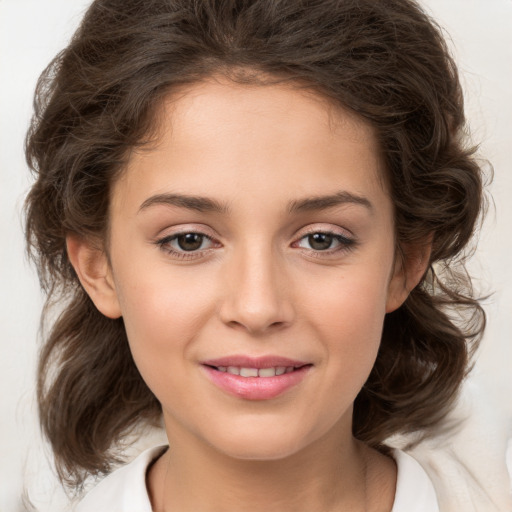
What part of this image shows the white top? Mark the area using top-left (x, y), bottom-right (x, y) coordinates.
top-left (74, 445), bottom-right (439, 511)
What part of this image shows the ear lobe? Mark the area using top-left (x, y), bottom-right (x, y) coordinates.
top-left (386, 240), bottom-right (432, 313)
top-left (66, 235), bottom-right (122, 319)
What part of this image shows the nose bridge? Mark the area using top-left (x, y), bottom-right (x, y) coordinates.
top-left (219, 237), bottom-right (293, 334)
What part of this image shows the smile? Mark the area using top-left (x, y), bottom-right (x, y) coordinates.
top-left (201, 356), bottom-right (313, 400)
top-left (211, 366), bottom-right (298, 377)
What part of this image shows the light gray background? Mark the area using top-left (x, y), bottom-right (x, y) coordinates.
top-left (1, 1), bottom-right (511, 511)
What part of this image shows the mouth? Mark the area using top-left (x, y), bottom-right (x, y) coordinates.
top-left (204, 364), bottom-right (310, 377)
top-left (201, 357), bottom-right (313, 400)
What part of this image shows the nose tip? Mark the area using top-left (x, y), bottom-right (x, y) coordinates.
top-left (223, 301), bottom-right (289, 335)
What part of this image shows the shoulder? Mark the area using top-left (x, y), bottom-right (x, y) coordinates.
top-left (392, 449), bottom-right (440, 512)
top-left (73, 445), bottom-right (167, 512)
top-left (396, 378), bottom-right (512, 511)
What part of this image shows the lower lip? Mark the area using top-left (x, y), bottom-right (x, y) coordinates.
top-left (202, 365), bottom-right (312, 400)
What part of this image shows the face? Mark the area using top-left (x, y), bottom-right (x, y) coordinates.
top-left (93, 77), bottom-right (408, 460)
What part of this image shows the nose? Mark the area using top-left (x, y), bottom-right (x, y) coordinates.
top-left (218, 244), bottom-right (295, 335)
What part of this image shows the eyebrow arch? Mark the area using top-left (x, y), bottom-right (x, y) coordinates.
top-left (288, 191), bottom-right (373, 214)
top-left (138, 193), bottom-right (230, 214)
top-left (138, 191), bottom-right (372, 215)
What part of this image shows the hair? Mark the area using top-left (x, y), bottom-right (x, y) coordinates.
top-left (25, 0), bottom-right (486, 490)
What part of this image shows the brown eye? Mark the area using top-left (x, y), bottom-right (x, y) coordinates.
top-left (307, 233), bottom-right (334, 250)
top-left (156, 230), bottom-right (218, 258)
top-left (176, 233), bottom-right (205, 251)
top-left (295, 230), bottom-right (355, 254)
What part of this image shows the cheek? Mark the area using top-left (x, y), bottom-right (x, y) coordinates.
top-left (301, 267), bottom-right (391, 373)
top-left (116, 261), bottom-right (214, 333)
top-left (113, 268), bottom-right (216, 387)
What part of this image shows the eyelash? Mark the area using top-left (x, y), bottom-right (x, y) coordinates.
top-left (293, 230), bottom-right (357, 257)
top-left (155, 232), bottom-right (219, 260)
top-left (154, 229), bottom-right (357, 260)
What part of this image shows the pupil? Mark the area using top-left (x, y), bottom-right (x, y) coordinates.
top-left (309, 233), bottom-right (333, 250)
top-left (177, 233), bottom-right (203, 251)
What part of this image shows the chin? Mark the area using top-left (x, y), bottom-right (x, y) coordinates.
top-left (199, 416), bottom-right (322, 462)
top-left (217, 438), bottom-right (305, 462)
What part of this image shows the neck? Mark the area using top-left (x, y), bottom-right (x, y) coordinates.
top-left (149, 424), bottom-right (370, 512)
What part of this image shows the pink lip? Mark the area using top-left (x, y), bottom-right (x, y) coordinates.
top-left (201, 355), bottom-right (312, 400)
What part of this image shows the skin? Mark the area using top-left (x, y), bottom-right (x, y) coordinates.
top-left (68, 76), bottom-right (429, 511)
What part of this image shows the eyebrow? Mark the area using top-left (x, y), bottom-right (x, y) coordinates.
top-left (138, 193), bottom-right (230, 214)
top-left (138, 190), bottom-right (373, 215)
top-left (288, 191), bottom-right (373, 214)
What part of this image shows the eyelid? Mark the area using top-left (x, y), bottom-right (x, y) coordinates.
top-left (152, 223), bottom-right (357, 261)
top-left (291, 224), bottom-right (357, 255)
top-left (153, 225), bottom-right (222, 260)
top-left (298, 223), bottom-right (353, 236)
top-left (153, 223), bottom-right (220, 244)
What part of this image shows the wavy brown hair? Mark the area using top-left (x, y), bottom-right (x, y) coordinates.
top-left (25, 0), bottom-right (486, 489)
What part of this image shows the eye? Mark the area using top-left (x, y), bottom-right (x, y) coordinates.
top-left (172, 233), bottom-right (210, 252)
top-left (295, 231), bottom-right (355, 253)
top-left (300, 233), bottom-right (335, 251)
top-left (155, 231), bottom-right (219, 258)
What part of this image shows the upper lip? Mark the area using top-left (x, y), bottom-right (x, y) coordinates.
top-left (202, 355), bottom-right (311, 369)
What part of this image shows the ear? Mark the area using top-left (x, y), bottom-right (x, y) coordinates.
top-left (386, 239), bottom-right (432, 313)
top-left (66, 235), bottom-right (122, 319)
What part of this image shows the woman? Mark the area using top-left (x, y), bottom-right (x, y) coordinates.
top-left (24, 0), bottom-right (492, 510)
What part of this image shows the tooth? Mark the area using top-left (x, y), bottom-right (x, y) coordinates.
top-left (276, 367), bottom-right (286, 375)
top-left (285, 366), bottom-right (294, 373)
top-left (240, 367), bottom-right (258, 377)
top-left (217, 366), bottom-right (227, 372)
top-left (227, 366), bottom-right (240, 375)
top-left (258, 368), bottom-right (276, 377)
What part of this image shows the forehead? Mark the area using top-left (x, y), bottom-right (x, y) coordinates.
top-left (114, 76), bottom-right (388, 212)
top-left (159, 76), bottom-right (378, 151)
